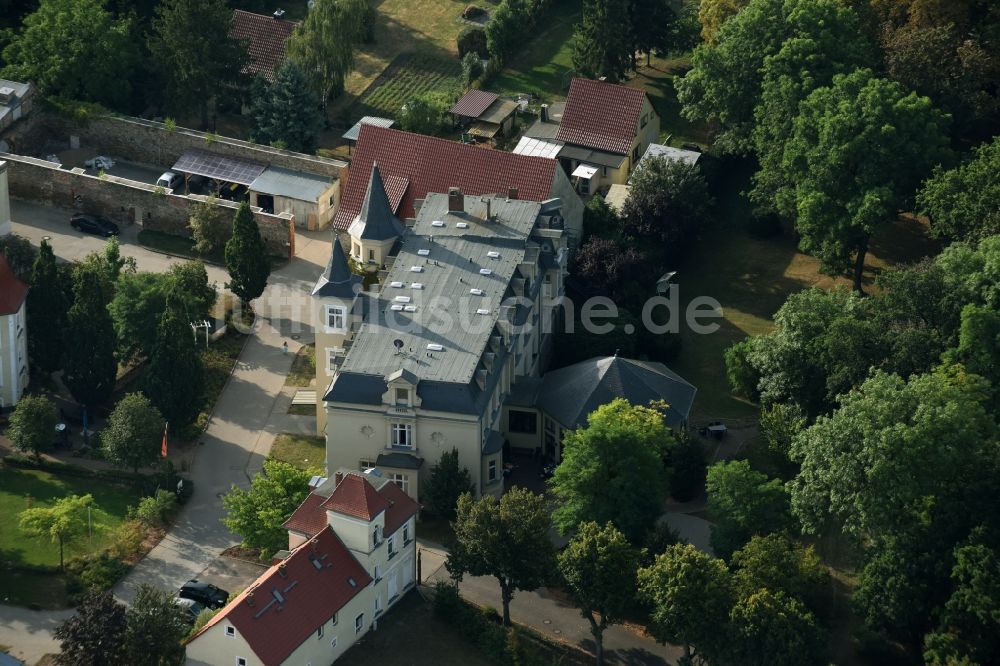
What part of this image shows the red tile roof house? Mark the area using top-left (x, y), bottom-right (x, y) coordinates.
top-left (185, 470), bottom-right (420, 666)
top-left (544, 78), bottom-right (660, 197)
top-left (333, 124), bottom-right (584, 247)
top-left (229, 9), bottom-right (299, 82)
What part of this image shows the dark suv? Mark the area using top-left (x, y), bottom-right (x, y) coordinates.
top-left (178, 580), bottom-right (229, 609)
top-left (70, 213), bottom-right (120, 237)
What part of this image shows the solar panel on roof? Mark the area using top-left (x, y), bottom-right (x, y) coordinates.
top-left (171, 149), bottom-right (267, 186)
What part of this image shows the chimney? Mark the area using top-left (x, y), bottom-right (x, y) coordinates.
top-left (334, 471), bottom-right (344, 487)
top-left (508, 187), bottom-right (518, 200)
top-left (540, 104), bottom-right (548, 123)
top-left (273, 8), bottom-right (286, 19)
top-left (448, 187), bottom-right (464, 213)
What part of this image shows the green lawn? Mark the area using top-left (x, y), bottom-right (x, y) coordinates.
top-left (269, 433), bottom-right (325, 473)
top-left (492, 0), bottom-right (581, 99)
top-left (626, 56), bottom-right (715, 148)
top-left (0, 467), bottom-right (141, 570)
top-left (285, 344), bottom-right (316, 388)
top-left (348, 52), bottom-right (463, 121)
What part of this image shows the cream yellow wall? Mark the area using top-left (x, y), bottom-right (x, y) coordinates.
top-left (185, 617), bottom-right (259, 666)
top-left (325, 404), bottom-right (485, 499)
top-left (279, 585), bottom-right (372, 666)
top-left (313, 290), bottom-right (357, 436)
top-left (0, 302), bottom-right (28, 409)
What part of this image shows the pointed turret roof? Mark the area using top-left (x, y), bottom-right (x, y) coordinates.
top-left (347, 163), bottom-right (403, 242)
top-left (312, 236), bottom-right (362, 298)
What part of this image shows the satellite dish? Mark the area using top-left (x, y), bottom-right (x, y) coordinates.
top-left (393, 339), bottom-right (404, 353)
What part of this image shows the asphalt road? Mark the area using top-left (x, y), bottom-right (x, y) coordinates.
top-left (1, 199), bottom-right (331, 664)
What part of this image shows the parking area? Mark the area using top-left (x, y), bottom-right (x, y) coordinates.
top-left (187, 555), bottom-right (268, 599)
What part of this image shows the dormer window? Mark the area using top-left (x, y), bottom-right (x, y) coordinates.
top-left (395, 388), bottom-right (409, 405)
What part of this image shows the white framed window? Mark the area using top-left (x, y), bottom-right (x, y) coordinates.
top-left (391, 473), bottom-right (408, 494)
top-left (368, 249), bottom-right (375, 261)
top-left (359, 458), bottom-right (375, 470)
top-left (355, 613), bottom-right (364, 634)
top-left (372, 526), bottom-right (381, 546)
top-left (236, 659), bottom-right (247, 666)
top-left (390, 423), bottom-right (413, 448)
top-left (488, 459), bottom-right (498, 482)
top-left (225, 625), bottom-right (235, 638)
top-left (375, 595), bottom-right (382, 614)
top-left (331, 612), bottom-right (338, 626)
top-left (387, 535), bottom-right (396, 557)
top-left (326, 347), bottom-right (344, 375)
top-left (317, 623), bottom-right (324, 639)
top-left (331, 636), bottom-right (338, 649)
top-left (325, 305), bottom-right (346, 331)
top-left (403, 522), bottom-right (411, 544)
top-left (394, 387), bottom-right (409, 405)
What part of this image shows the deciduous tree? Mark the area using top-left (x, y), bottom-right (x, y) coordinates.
top-left (1, 0), bottom-right (139, 110)
top-left (0, 233), bottom-right (38, 282)
top-left (558, 522), bottom-right (639, 666)
top-left (621, 157), bottom-right (712, 253)
top-left (53, 590), bottom-right (126, 665)
top-left (286, 0), bottom-right (368, 110)
top-left (188, 195), bottom-right (230, 256)
top-left (102, 393), bottom-right (165, 473)
top-left (148, 0), bottom-right (246, 128)
top-left (697, 0), bottom-right (748, 43)
top-left (27, 239), bottom-right (68, 373)
top-left (124, 584), bottom-right (188, 666)
top-left (637, 543), bottom-right (733, 663)
top-left (446, 487), bottom-right (555, 626)
top-left (19, 493), bottom-right (94, 570)
top-left (781, 69), bottom-right (949, 292)
top-left (706, 460), bottom-right (792, 559)
top-left (550, 399), bottom-right (674, 543)
top-left (222, 459), bottom-right (312, 555)
top-left (224, 202), bottom-right (271, 310)
top-left (728, 588), bottom-right (825, 666)
top-left (63, 261), bottom-right (117, 408)
top-left (917, 137), bottom-right (1000, 243)
top-left (7, 394), bottom-right (58, 460)
top-left (424, 448), bottom-right (474, 521)
top-left (730, 533), bottom-right (828, 614)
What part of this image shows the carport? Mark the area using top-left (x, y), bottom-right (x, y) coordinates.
top-left (171, 148), bottom-right (266, 200)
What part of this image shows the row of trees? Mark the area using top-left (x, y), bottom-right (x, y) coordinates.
top-left (722, 234), bottom-right (1000, 662)
top-left (0, 0), bottom-right (369, 135)
top-left (571, 0), bottom-right (699, 81)
top-left (678, 0), bottom-right (998, 291)
top-left (52, 587), bottom-right (189, 666)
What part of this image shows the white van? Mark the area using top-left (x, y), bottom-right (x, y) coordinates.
top-left (156, 171), bottom-right (182, 190)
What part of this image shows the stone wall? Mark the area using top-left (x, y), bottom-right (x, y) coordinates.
top-left (2, 153), bottom-right (294, 257)
top-left (5, 112), bottom-right (347, 181)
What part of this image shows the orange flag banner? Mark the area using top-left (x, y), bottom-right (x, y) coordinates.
top-left (161, 422), bottom-right (169, 458)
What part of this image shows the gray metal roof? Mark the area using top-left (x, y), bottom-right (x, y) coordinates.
top-left (538, 356), bottom-right (697, 430)
top-left (312, 237), bottom-right (362, 298)
top-left (342, 116), bottom-right (395, 142)
top-left (631, 144), bottom-right (702, 184)
top-left (249, 166), bottom-right (335, 202)
top-left (347, 163), bottom-right (404, 241)
top-left (337, 192), bottom-right (542, 386)
top-left (523, 101), bottom-right (565, 140)
top-left (558, 144), bottom-right (626, 169)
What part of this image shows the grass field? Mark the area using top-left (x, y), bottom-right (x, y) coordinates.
top-left (669, 158), bottom-right (942, 422)
top-left (351, 52), bottom-right (463, 120)
top-left (285, 344), bottom-right (316, 388)
top-left (269, 433), bottom-right (325, 472)
top-left (0, 467), bottom-right (141, 570)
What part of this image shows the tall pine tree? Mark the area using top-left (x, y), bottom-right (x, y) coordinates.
top-left (27, 239), bottom-right (67, 373)
top-left (248, 61), bottom-right (323, 152)
top-left (224, 202), bottom-right (271, 311)
top-left (62, 260), bottom-right (117, 408)
top-left (572, 0), bottom-right (634, 81)
top-left (144, 298), bottom-right (204, 427)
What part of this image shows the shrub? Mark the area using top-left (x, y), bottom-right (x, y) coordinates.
top-left (398, 91), bottom-right (453, 137)
top-left (111, 519), bottom-right (146, 560)
top-left (190, 607), bottom-right (220, 635)
top-left (462, 52), bottom-right (484, 87)
top-left (164, 117), bottom-right (177, 132)
top-left (724, 338), bottom-right (760, 400)
top-left (133, 490), bottom-right (178, 527)
top-left (457, 26), bottom-right (488, 58)
top-left (66, 553), bottom-right (129, 601)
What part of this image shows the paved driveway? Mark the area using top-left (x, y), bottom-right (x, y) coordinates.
top-left (0, 201), bottom-right (331, 664)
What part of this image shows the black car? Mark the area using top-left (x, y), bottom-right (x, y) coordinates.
top-left (174, 597), bottom-right (206, 625)
top-left (70, 213), bottom-right (120, 237)
top-left (178, 580), bottom-right (229, 609)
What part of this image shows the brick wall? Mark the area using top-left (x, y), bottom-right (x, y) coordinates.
top-left (2, 153), bottom-right (294, 257)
